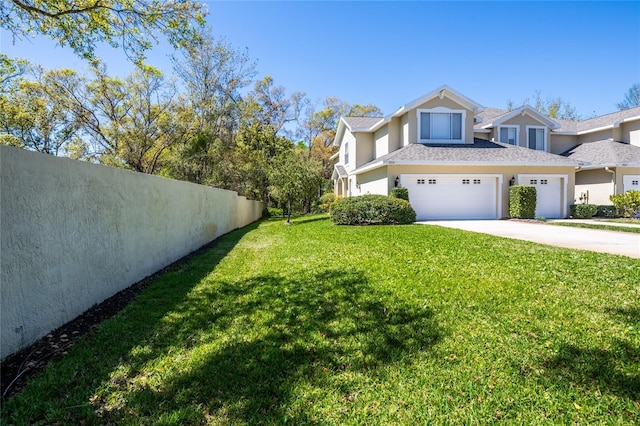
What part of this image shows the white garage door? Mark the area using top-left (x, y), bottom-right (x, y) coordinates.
top-left (623, 175), bottom-right (640, 193)
top-left (403, 175), bottom-right (499, 220)
top-left (519, 176), bottom-right (563, 219)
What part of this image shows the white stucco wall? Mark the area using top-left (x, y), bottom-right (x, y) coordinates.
top-left (0, 146), bottom-right (263, 360)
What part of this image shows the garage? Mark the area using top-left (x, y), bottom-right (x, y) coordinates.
top-left (518, 175), bottom-right (564, 219)
top-left (402, 174), bottom-right (500, 220)
top-left (623, 175), bottom-right (640, 193)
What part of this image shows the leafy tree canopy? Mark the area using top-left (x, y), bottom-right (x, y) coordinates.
top-left (0, 0), bottom-right (207, 63)
top-left (616, 83), bottom-right (640, 110)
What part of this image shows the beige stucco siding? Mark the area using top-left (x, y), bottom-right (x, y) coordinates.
top-left (355, 164), bottom-right (575, 218)
top-left (401, 114), bottom-right (410, 147)
top-left (473, 131), bottom-right (491, 140)
top-left (355, 167), bottom-right (389, 196)
top-left (549, 134), bottom-right (579, 154)
top-left (342, 131), bottom-right (356, 172)
top-left (355, 133), bottom-right (374, 168)
top-left (622, 119), bottom-right (640, 146)
top-left (574, 166), bottom-right (640, 205)
top-left (388, 117), bottom-right (401, 152)
top-left (374, 126), bottom-right (389, 159)
top-left (578, 129), bottom-right (612, 144)
top-left (575, 169), bottom-right (615, 205)
top-left (500, 114), bottom-right (550, 149)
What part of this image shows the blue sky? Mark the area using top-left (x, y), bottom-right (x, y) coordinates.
top-left (1, 1), bottom-right (639, 118)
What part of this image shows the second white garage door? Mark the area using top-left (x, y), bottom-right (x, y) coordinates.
top-left (402, 174), bottom-right (500, 220)
top-left (518, 175), bottom-right (564, 219)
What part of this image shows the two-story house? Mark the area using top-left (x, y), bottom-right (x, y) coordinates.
top-left (332, 85), bottom-right (640, 220)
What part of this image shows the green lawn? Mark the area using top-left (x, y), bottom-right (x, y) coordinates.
top-left (2, 216), bottom-right (639, 425)
top-left (550, 221), bottom-right (640, 233)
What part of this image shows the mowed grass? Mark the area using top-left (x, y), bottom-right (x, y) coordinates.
top-left (2, 216), bottom-right (639, 425)
top-left (550, 221), bottom-right (640, 233)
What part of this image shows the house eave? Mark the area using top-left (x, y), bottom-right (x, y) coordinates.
top-left (352, 159), bottom-right (580, 175)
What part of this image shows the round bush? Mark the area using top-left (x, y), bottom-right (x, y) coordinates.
top-left (329, 194), bottom-right (416, 225)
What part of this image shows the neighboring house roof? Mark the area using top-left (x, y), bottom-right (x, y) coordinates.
top-left (478, 105), bottom-right (560, 130)
top-left (352, 138), bottom-right (581, 175)
top-left (560, 140), bottom-right (640, 167)
top-left (555, 106), bottom-right (640, 134)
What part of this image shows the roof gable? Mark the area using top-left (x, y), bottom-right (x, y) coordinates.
top-left (480, 105), bottom-right (560, 129)
top-left (384, 85), bottom-right (484, 124)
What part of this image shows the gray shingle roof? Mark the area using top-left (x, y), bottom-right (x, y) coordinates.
top-left (343, 116), bottom-right (383, 130)
top-left (560, 140), bottom-right (640, 166)
top-left (355, 139), bottom-right (580, 172)
top-left (474, 107), bottom-right (508, 129)
top-left (475, 106), bottom-right (640, 134)
top-left (333, 164), bottom-right (348, 178)
top-left (574, 106), bottom-right (640, 132)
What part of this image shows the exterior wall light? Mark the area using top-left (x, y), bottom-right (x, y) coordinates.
top-left (394, 176), bottom-right (400, 187)
top-left (509, 176), bottom-right (516, 186)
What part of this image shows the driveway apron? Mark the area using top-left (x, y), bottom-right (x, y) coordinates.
top-left (418, 220), bottom-right (640, 259)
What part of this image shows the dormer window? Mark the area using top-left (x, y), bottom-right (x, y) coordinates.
top-left (498, 126), bottom-right (519, 146)
top-left (417, 107), bottom-right (465, 144)
top-left (526, 126), bottom-right (546, 151)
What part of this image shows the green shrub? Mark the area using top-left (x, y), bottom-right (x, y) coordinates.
top-left (330, 194), bottom-right (416, 225)
top-left (266, 207), bottom-right (284, 217)
top-left (610, 190), bottom-right (640, 218)
top-left (509, 185), bottom-right (537, 219)
top-left (570, 204), bottom-right (598, 219)
top-left (390, 187), bottom-right (409, 201)
top-left (596, 205), bottom-right (620, 218)
top-left (316, 193), bottom-right (337, 213)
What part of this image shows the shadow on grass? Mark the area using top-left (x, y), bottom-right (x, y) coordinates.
top-left (541, 305), bottom-right (640, 401)
top-left (93, 269), bottom-right (443, 424)
top-left (0, 221), bottom-right (261, 423)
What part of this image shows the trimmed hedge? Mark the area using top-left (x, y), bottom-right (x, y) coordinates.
top-left (390, 187), bottom-right (409, 201)
top-left (317, 193), bottom-right (337, 213)
top-left (610, 190), bottom-right (640, 218)
top-left (570, 204), bottom-right (598, 219)
top-left (596, 205), bottom-right (620, 218)
top-left (330, 194), bottom-right (416, 225)
top-left (509, 185), bottom-right (537, 219)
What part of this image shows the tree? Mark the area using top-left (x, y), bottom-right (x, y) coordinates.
top-left (515, 90), bottom-right (580, 121)
top-left (0, 62), bottom-right (83, 155)
top-left (244, 75), bottom-right (307, 136)
top-left (0, 54), bottom-right (29, 90)
top-left (616, 83), bottom-right (640, 110)
top-left (0, 0), bottom-right (207, 63)
top-left (268, 149), bottom-right (323, 223)
top-left (168, 27), bottom-right (256, 185)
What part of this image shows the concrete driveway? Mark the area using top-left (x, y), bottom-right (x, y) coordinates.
top-left (418, 220), bottom-right (640, 259)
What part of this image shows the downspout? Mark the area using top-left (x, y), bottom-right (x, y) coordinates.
top-left (604, 167), bottom-right (616, 197)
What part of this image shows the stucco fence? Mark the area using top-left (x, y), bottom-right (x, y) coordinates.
top-left (0, 146), bottom-right (263, 360)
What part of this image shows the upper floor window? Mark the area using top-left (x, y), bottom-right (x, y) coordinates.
top-left (498, 126), bottom-right (518, 145)
top-left (344, 141), bottom-right (349, 164)
top-left (417, 107), bottom-right (465, 144)
top-left (527, 126), bottom-right (546, 151)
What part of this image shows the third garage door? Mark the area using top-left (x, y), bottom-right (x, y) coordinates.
top-left (403, 174), bottom-right (499, 220)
